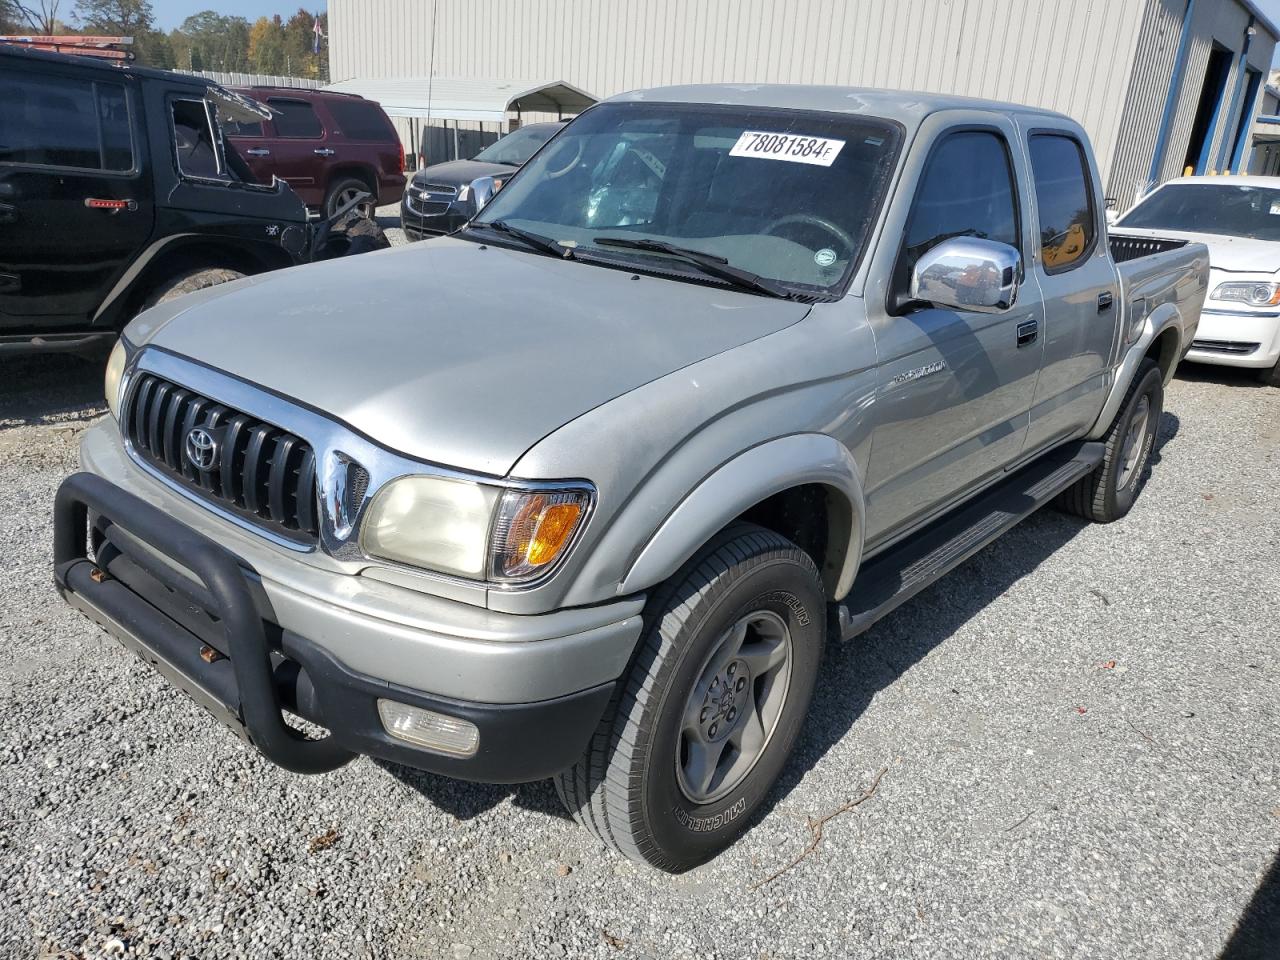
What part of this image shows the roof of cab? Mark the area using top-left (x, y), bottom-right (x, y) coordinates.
top-left (608, 83), bottom-right (1074, 126)
top-left (0, 43), bottom-right (211, 87)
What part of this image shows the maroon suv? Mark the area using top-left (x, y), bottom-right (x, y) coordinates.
top-left (225, 87), bottom-right (405, 217)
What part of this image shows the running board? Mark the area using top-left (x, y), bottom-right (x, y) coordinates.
top-left (836, 441), bottom-right (1105, 641)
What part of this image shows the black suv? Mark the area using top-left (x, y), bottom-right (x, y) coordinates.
top-left (0, 46), bottom-right (313, 354)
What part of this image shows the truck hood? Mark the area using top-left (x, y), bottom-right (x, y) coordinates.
top-left (133, 238), bottom-right (810, 476)
top-left (1111, 227), bottom-right (1280, 273)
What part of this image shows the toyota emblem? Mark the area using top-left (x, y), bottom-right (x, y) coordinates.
top-left (184, 427), bottom-right (218, 472)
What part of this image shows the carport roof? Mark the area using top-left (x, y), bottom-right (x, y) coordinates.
top-left (320, 77), bottom-right (597, 123)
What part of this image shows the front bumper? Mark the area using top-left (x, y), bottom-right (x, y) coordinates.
top-left (54, 472), bottom-right (622, 781)
top-left (400, 192), bottom-right (471, 240)
top-left (1186, 308), bottom-right (1280, 369)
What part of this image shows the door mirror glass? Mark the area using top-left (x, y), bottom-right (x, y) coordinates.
top-left (911, 236), bottom-right (1021, 313)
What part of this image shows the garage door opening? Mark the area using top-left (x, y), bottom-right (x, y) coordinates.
top-left (1183, 45), bottom-right (1234, 174)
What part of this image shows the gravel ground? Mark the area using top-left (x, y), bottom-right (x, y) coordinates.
top-left (1, 349), bottom-right (1277, 960)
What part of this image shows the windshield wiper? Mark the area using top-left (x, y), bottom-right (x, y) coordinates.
top-left (468, 220), bottom-right (572, 258)
top-left (593, 236), bottom-right (793, 299)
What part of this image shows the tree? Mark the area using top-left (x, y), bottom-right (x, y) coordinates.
top-left (179, 10), bottom-right (251, 73)
top-left (281, 8), bottom-right (327, 81)
top-left (8, 0), bottom-right (64, 33)
top-left (72, 0), bottom-right (151, 34)
top-left (248, 15), bottom-right (285, 76)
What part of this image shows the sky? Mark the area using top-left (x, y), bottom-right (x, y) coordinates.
top-left (152, 0), bottom-right (326, 32)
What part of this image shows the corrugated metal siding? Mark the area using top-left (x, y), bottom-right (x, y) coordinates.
top-left (331, 0), bottom-right (1274, 198)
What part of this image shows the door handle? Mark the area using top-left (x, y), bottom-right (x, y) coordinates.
top-left (245, 147), bottom-right (271, 157)
top-left (0, 201), bottom-right (15, 224)
top-left (313, 148), bottom-right (335, 157)
top-left (1097, 291), bottom-right (1115, 312)
top-left (84, 198), bottom-right (137, 212)
top-left (1016, 319), bottom-right (1039, 347)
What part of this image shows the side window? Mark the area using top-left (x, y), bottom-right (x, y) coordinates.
top-left (895, 130), bottom-right (1019, 305)
top-left (221, 118), bottom-right (264, 138)
top-left (172, 98), bottom-right (222, 179)
top-left (1029, 134), bottom-right (1096, 272)
top-left (0, 70), bottom-right (133, 171)
top-left (326, 99), bottom-right (392, 141)
top-left (269, 99), bottom-right (323, 139)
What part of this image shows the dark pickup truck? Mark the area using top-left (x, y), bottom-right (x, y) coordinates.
top-left (0, 46), bottom-right (313, 354)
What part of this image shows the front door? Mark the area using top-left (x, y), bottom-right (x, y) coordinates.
top-left (862, 124), bottom-right (1045, 548)
top-left (0, 66), bottom-right (154, 331)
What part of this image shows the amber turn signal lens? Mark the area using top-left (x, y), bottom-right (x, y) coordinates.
top-left (490, 488), bottom-right (591, 581)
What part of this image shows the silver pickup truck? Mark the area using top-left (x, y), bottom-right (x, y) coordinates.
top-left (54, 85), bottom-right (1208, 872)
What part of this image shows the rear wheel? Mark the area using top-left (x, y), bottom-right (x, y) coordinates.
top-left (324, 177), bottom-right (375, 219)
top-left (555, 523), bottom-right (826, 872)
top-left (141, 267), bottom-right (244, 310)
top-left (1057, 358), bottom-right (1163, 523)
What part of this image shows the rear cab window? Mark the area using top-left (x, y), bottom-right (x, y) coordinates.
top-left (326, 98), bottom-right (393, 141)
top-left (1028, 133), bottom-right (1096, 273)
top-left (0, 68), bottom-right (134, 172)
top-left (268, 99), bottom-right (323, 139)
top-left (893, 129), bottom-right (1020, 310)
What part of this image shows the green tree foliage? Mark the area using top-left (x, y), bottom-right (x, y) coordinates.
top-left (248, 14), bottom-right (285, 75)
top-left (175, 10), bottom-right (251, 73)
top-left (281, 7), bottom-right (327, 81)
top-left (71, 0), bottom-right (172, 68)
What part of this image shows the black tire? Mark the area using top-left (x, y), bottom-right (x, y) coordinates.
top-left (142, 267), bottom-right (244, 310)
top-left (324, 177), bottom-right (374, 219)
top-left (556, 523), bottom-right (826, 872)
top-left (1057, 358), bottom-right (1163, 523)
top-left (1257, 358), bottom-right (1280, 388)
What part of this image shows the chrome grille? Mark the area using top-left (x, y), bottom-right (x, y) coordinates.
top-left (125, 373), bottom-right (320, 543)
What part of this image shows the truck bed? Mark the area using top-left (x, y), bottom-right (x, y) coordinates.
top-left (1108, 233), bottom-right (1188, 264)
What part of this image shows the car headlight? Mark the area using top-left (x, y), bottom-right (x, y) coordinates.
top-left (360, 477), bottom-right (591, 583)
top-left (1211, 281), bottom-right (1280, 306)
top-left (104, 338), bottom-right (127, 420)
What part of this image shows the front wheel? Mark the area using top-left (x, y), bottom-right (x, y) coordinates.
top-left (556, 523), bottom-right (826, 872)
top-left (1057, 358), bottom-right (1164, 523)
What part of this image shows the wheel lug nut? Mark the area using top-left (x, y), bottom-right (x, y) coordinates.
top-left (727, 663), bottom-right (736, 675)
top-left (700, 707), bottom-right (708, 722)
top-left (736, 677), bottom-right (746, 691)
top-left (709, 723), bottom-right (718, 737)
top-left (727, 707), bottom-right (736, 722)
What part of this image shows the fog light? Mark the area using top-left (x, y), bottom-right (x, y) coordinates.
top-left (377, 699), bottom-right (479, 757)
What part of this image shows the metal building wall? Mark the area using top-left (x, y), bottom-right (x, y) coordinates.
top-left (329, 0), bottom-right (1274, 199)
top-left (331, 0), bottom-right (1150, 173)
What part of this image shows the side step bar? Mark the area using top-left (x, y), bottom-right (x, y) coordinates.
top-left (836, 441), bottom-right (1105, 641)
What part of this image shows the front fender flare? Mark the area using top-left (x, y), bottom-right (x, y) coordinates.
top-left (618, 433), bottom-right (865, 600)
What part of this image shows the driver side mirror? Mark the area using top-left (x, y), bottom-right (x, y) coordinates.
top-left (910, 237), bottom-right (1021, 314)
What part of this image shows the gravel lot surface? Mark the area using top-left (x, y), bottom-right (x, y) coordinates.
top-left (0, 347), bottom-right (1277, 960)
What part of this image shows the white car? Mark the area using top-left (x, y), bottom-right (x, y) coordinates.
top-left (1113, 175), bottom-right (1280, 386)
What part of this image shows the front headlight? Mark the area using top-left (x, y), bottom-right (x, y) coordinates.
top-left (1211, 281), bottom-right (1280, 306)
top-left (360, 477), bottom-right (591, 584)
top-left (104, 338), bottom-right (127, 420)
top-left (361, 476), bottom-right (499, 578)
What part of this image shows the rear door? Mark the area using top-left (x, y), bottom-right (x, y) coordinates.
top-left (324, 96), bottom-right (401, 196)
top-left (1020, 128), bottom-right (1119, 453)
top-left (221, 112), bottom-right (274, 186)
top-left (861, 119), bottom-right (1046, 547)
top-left (0, 64), bottom-right (154, 330)
top-left (261, 96), bottom-right (327, 206)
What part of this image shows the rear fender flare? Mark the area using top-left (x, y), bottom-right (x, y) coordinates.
top-left (1088, 301), bottom-right (1181, 439)
top-left (617, 433), bottom-right (865, 600)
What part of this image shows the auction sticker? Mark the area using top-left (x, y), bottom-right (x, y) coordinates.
top-left (729, 131), bottom-right (845, 166)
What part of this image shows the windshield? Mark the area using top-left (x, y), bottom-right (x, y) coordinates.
top-left (1118, 182), bottom-right (1280, 241)
top-left (473, 123), bottom-right (562, 166)
top-left (470, 102), bottom-right (903, 296)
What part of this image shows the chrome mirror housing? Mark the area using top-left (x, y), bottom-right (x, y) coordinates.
top-left (910, 237), bottom-right (1021, 313)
